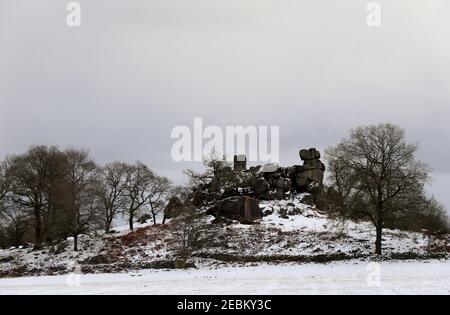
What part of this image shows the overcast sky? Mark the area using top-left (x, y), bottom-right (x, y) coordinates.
top-left (1, 0), bottom-right (449, 212)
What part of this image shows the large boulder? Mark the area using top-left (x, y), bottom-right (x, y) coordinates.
top-left (164, 197), bottom-right (193, 219)
top-left (294, 148), bottom-right (325, 194)
top-left (296, 169), bottom-right (324, 191)
top-left (276, 178), bottom-right (291, 200)
top-left (253, 177), bottom-right (269, 196)
top-left (252, 177), bottom-right (276, 200)
top-left (302, 159), bottom-right (325, 170)
top-left (208, 196), bottom-right (262, 224)
top-left (261, 163), bottom-right (279, 173)
top-left (299, 148), bottom-right (321, 161)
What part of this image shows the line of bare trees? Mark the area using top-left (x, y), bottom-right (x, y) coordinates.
top-left (0, 146), bottom-right (172, 250)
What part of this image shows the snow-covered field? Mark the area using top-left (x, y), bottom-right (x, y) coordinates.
top-left (1, 260), bottom-right (449, 295)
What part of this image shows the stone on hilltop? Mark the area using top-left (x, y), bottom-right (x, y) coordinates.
top-left (299, 148), bottom-right (321, 161)
top-left (207, 196), bottom-right (262, 224)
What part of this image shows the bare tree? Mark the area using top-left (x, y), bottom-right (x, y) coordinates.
top-left (97, 162), bottom-right (128, 233)
top-left (7, 146), bottom-right (63, 249)
top-left (148, 175), bottom-right (171, 225)
top-left (123, 162), bottom-right (153, 230)
top-left (171, 214), bottom-right (211, 264)
top-left (326, 123), bottom-right (430, 255)
top-left (184, 151), bottom-right (231, 187)
top-left (64, 149), bottom-right (101, 251)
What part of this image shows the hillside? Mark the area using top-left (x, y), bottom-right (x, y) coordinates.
top-left (1, 194), bottom-right (448, 279)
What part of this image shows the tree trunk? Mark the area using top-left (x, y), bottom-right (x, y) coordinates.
top-left (375, 193), bottom-right (384, 256)
top-left (34, 206), bottom-right (42, 250)
top-left (74, 235), bottom-right (78, 251)
top-left (162, 214), bottom-right (167, 225)
top-left (47, 195), bottom-right (54, 243)
top-left (151, 210), bottom-right (157, 225)
top-left (375, 225), bottom-right (383, 255)
top-left (105, 216), bottom-right (112, 234)
top-left (129, 215), bottom-right (134, 230)
top-left (15, 227), bottom-right (21, 248)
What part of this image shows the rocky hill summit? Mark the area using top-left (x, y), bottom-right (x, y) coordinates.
top-left (166, 148), bottom-right (327, 224)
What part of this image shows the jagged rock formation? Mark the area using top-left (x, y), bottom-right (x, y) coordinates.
top-left (184, 148), bottom-right (325, 224)
top-left (255, 163), bottom-right (291, 200)
top-left (251, 148), bottom-right (325, 200)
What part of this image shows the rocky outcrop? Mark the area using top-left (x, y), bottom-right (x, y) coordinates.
top-left (291, 148), bottom-right (325, 194)
top-left (164, 197), bottom-right (194, 219)
top-left (248, 148), bottom-right (324, 199)
top-left (207, 196), bottom-right (262, 224)
top-left (252, 165), bottom-right (292, 200)
top-left (253, 177), bottom-right (272, 200)
top-left (276, 177), bottom-right (292, 199)
top-left (191, 148), bottom-right (326, 223)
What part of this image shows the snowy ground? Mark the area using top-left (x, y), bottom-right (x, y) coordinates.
top-left (1, 194), bottom-right (448, 278)
top-left (1, 260), bottom-right (449, 295)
